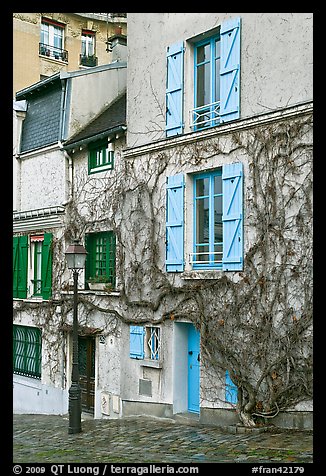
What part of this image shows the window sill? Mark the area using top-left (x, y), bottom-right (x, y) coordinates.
top-left (181, 269), bottom-right (224, 280)
top-left (140, 359), bottom-right (162, 369)
top-left (39, 54), bottom-right (68, 64)
top-left (62, 290), bottom-right (120, 297)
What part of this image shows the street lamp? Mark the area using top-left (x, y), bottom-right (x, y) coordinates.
top-left (65, 239), bottom-right (87, 434)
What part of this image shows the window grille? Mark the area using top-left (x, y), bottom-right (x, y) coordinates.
top-left (146, 327), bottom-right (161, 360)
top-left (13, 325), bottom-right (42, 379)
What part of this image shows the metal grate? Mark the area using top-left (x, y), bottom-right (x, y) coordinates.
top-left (13, 325), bottom-right (42, 379)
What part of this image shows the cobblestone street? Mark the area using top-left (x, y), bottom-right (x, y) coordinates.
top-left (13, 414), bottom-right (313, 464)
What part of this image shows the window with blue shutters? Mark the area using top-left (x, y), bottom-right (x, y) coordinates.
top-left (190, 163), bottom-right (243, 271)
top-left (165, 163), bottom-right (243, 272)
top-left (190, 17), bottom-right (241, 130)
top-left (130, 326), bottom-right (161, 360)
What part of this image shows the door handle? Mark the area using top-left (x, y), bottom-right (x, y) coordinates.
top-left (197, 354), bottom-right (200, 362)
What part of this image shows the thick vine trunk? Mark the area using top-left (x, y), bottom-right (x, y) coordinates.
top-left (238, 410), bottom-right (257, 427)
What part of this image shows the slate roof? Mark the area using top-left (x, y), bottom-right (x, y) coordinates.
top-left (64, 92), bottom-right (126, 148)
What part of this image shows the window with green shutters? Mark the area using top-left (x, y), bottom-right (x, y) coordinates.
top-left (13, 325), bottom-right (42, 379)
top-left (85, 231), bottom-right (116, 288)
top-left (88, 139), bottom-right (114, 174)
top-left (13, 233), bottom-right (53, 300)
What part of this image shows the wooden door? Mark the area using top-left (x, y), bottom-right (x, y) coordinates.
top-left (78, 336), bottom-right (95, 414)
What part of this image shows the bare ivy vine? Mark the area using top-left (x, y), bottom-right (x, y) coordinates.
top-left (13, 112), bottom-right (312, 426)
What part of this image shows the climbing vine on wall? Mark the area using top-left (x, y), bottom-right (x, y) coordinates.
top-left (13, 112), bottom-right (312, 426)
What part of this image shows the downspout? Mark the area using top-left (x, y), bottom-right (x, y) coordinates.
top-left (59, 141), bottom-right (74, 203)
top-left (58, 77), bottom-right (74, 203)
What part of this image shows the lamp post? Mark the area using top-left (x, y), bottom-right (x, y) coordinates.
top-left (65, 239), bottom-right (87, 434)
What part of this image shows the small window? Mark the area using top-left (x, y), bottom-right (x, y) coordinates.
top-left (88, 140), bottom-right (114, 174)
top-left (81, 30), bottom-right (97, 67)
top-left (85, 231), bottom-right (116, 288)
top-left (13, 325), bottom-right (42, 379)
top-left (145, 327), bottom-right (161, 360)
top-left (130, 326), bottom-right (161, 361)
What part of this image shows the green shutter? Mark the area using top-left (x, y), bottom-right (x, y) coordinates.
top-left (13, 235), bottom-right (28, 299)
top-left (85, 233), bottom-right (95, 284)
top-left (41, 233), bottom-right (53, 299)
top-left (13, 236), bottom-right (19, 297)
top-left (106, 232), bottom-right (116, 286)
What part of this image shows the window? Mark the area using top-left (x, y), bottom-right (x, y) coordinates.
top-left (88, 139), bottom-right (114, 174)
top-left (165, 17), bottom-right (241, 137)
top-left (85, 231), bottom-right (116, 288)
top-left (193, 35), bottom-right (221, 130)
top-left (165, 163), bottom-right (243, 272)
top-left (13, 233), bottom-right (53, 299)
top-left (81, 30), bottom-right (97, 67)
top-left (39, 18), bottom-right (67, 62)
top-left (13, 325), bottom-right (42, 379)
top-left (146, 327), bottom-right (161, 360)
top-left (192, 169), bottom-right (222, 268)
top-left (129, 326), bottom-right (161, 361)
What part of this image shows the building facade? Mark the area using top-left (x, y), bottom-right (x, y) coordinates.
top-left (13, 13), bottom-right (127, 96)
top-left (13, 13), bottom-right (313, 429)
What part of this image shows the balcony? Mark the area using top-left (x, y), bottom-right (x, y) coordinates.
top-left (190, 101), bottom-right (220, 131)
top-left (39, 43), bottom-right (68, 62)
top-left (79, 54), bottom-right (98, 67)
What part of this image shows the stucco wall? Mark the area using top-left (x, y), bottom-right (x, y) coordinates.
top-left (64, 65), bottom-right (127, 139)
top-left (19, 148), bottom-right (67, 210)
top-left (126, 12), bottom-right (313, 148)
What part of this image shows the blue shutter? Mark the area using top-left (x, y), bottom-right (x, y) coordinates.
top-left (222, 163), bottom-right (243, 271)
top-left (130, 325), bottom-right (144, 359)
top-left (166, 174), bottom-right (185, 272)
top-left (220, 17), bottom-right (241, 123)
top-left (225, 370), bottom-right (238, 404)
top-left (166, 41), bottom-right (184, 137)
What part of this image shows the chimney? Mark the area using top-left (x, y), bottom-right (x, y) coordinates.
top-left (107, 33), bottom-right (127, 63)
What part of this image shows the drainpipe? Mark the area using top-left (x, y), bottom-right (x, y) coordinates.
top-left (58, 141), bottom-right (74, 203)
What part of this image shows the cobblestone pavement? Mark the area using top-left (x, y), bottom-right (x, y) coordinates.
top-left (13, 414), bottom-right (313, 464)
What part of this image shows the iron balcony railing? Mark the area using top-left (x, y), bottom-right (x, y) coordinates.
top-left (190, 250), bottom-right (223, 266)
top-left (39, 42), bottom-right (68, 62)
top-left (190, 100), bottom-right (220, 130)
top-left (80, 54), bottom-right (98, 67)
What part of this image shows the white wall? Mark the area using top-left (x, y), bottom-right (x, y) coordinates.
top-left (126, 13), bottom-right (313, 148)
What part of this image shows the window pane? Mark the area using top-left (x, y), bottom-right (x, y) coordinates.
top-left (214, 174), bottom-right (222, 195)
top-left (53, 27), bottom-right (63, 49)
top-left (215, 57), bottom-right (220, 102)
top-left (41, 23), bottom-right (49, 44)
top-left (196, 43), bottom-right (210, 64)
top-left (196, 63), bottom-right (211, 107)
top-left (196, 197), bottom-right (209, 244)
top-left (215, 38), bottom-right (220, 58)
top-left (196, 244), bottom-right (209, 263)
top-left (214, 196), bottom-right (223, 242)
top-left (81, 37), bottom-right (86, 56)
top-left (196, 177), bottom-right (209, 197)
top-left (214, 244), bottom-right (223, 261)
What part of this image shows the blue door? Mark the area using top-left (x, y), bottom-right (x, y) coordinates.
top-left (188, 325), bottom-right (200, 413)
